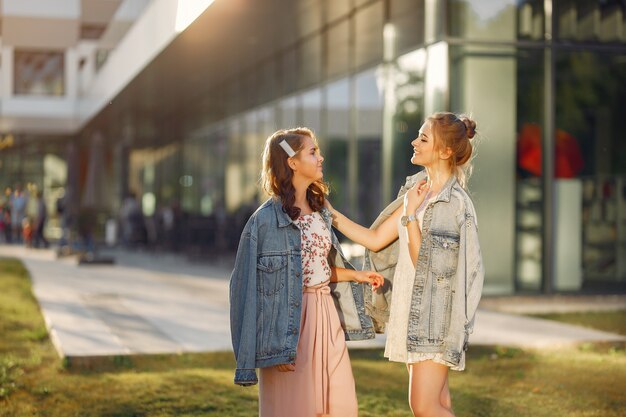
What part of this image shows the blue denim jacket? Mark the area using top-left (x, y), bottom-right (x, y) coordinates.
top-left (229, 198), bottom-right (375, 386)
top-left (363, 171), bottom-right (484, 366)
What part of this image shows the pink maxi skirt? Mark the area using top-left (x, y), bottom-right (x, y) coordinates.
top-left (259, 282), bottom-right (358, 417)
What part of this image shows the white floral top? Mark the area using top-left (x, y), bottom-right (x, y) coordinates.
top-left (293, 212), bottom-right (332, 287)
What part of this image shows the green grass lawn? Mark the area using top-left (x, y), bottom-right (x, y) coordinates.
top-left (531, 310), bottom-right (626, 336)
top-left (1, 258), bottom-right (625, 417)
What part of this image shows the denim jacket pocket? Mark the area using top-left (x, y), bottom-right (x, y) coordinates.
top-left (430, 233), bottom-right (460, 276)
top-left (430, 274), bottom-right (453, 341)
top-left (257, 254), bottom-right (288, 296)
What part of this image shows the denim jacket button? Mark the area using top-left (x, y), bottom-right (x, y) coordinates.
top-left (295, 272), bottom-right (301, 277)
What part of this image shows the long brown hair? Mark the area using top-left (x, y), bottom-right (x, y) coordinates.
top-left (261, 128), bottom-right (329, 220)
top-left (427, 112), bottom-right (477, 188)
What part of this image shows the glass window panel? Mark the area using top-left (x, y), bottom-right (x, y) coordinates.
top-left (391, 48), bottom-right (427, 195)
top-left (515, 49), bottom-right (545, 292)
top-left (324, 78), bottom-right (350, 214)
top-left (242, 111), bottom-right (259, 205)
top-left (448, 0), bottom-right (544, 41)
top-left (297, 0), bottom-right (323, 37)
top-left (390, 0), bottom-right (425, 54)
top-left (355, 1), bottom-right (384, 69)
top-left (14, 50), bottom-right (65, 96)
top-left (326, 0), bottom-right (350, 23)
top-left (556, 0), bottom-right (626, 42)
top-left (298, 34), bottom-right (322, 89)
top-left (209, 125), bottom-right (229, 213)
top-left (257, 60), bottom-right (277, 105)
top-left (450, 44), bottom-right (519, 294)
top-left (256, 106), bottom-right (277, 199)
top-left (182, 123), bottom-right (229, 250)
top-left (280, 95), bottom-right (299, 128)
top-left (301, 88), bottom-right (322, 133)
top-left (282, 48), bottom-right (298, 96)
top-left (182, 138), bottom-right (201, 214)
top-left (225, 118), bottom-right (244, 212)
top-left (257, 106), bottom-right (277, 140)
top-left (327, 19), bottom-right (350, 79)
top-left (241, 72), bottom-right (257, 109)
top-left (517, 0), bottom-right (544, 40)
top-left (154, 143), bottom-right (181, 211)
top-left (555, 50), bottom-right (626, 290)
top-left (356, 68), bottom-right (383, 225)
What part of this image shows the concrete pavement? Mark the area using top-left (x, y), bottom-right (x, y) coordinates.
top-left (1, 244), bottom-right (624, 362)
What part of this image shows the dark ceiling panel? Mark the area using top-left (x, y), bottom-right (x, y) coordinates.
top-left (83, 0), bottom-right (307, 145)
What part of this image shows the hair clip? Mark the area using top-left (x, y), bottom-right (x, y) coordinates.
top-left (279, 140), bottom-right (296, 157)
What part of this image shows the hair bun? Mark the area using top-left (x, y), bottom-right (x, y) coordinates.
top-left (460, 116), bottom-right (477, 139)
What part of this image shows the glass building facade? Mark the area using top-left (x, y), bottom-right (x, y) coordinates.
top-left (2, 0), bottom-right (625, 294)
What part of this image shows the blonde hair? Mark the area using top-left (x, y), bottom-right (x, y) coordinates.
top-left (427, 112), bottom-right (477, 188)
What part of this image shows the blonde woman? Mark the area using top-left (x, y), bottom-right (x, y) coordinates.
top-left (326, 112), bottom-right (484, 416)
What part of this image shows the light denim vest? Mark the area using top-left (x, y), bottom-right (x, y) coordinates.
top-left (229, 198), bottom-right (375, 386)
top-left (363, 171), bottom-right (484, 366)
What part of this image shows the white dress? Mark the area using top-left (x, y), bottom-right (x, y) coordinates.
top-left (383, 194), bottom-right (465, 371)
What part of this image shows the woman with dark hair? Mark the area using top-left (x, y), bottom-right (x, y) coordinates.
top-left (229, 127), bottom-right (383, 417)
top-left (326, 112), bottom-right (484, 417)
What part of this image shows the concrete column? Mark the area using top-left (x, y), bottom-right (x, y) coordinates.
top-left (1, 47), bottom-right (15, 98)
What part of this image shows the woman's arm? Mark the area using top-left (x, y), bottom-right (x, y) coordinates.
top-left (405, 221), bottom-right (422, 267)
top-left (325, 201), bottom-right (402, 252)
top-left (331, 267), bottom-right (384, 289)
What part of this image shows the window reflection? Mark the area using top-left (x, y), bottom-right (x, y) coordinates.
top-left (448, 0), bottom-right (544, 40)
top-left (356, 69), bottom-right (384, 225)
top-left (243, 111), bottom-right (260, 206)
top-left (280, 96), bottom-right (298, 128)
top-left (390, 0), bottom-right (425, 54)
top-left (555, 51), bottom-right (626, 289)
top-left (301, 88), bottom-right (322, 133)
top-left (556, 0), bottom-right (626, 42)
top-left (14, 50), bottom-right (65, 96)
top-left (325, 78), bottom-right (350, 214)
top-left (515, 49), bottom-right (545, 292)
top-left (450, 44), bottom-right (518, 294)
top-left (390, 49), bottom-right (426, 194)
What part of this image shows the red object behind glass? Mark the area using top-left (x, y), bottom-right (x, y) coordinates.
top-left (517, 123), bottom-right (584, 178)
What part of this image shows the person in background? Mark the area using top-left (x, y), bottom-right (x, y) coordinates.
top-left (0, 187), bottom-right (12, 243)
top-left (33, 190), bottom-right (49, 248)
top-left (10, 184), bottom-right (28, 243)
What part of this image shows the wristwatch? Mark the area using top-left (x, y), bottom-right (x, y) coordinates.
top-left (400, 213), bottom-right (417, 227)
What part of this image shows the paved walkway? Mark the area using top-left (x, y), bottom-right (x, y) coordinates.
top-left (1, 245), bottom-right (624, 361)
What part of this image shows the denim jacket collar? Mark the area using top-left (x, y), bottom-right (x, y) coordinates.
top-left (271, 197), bottom-right (333, 228)
top-left (272, 198), bottom-right (294, 228)
top-left (432, 174), bottom-right (457, 204)
top-left (403, 170), bottom-right (457, 205)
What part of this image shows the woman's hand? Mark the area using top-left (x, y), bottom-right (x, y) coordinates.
top-left (404, 180), bottom-right (430, 214)
top-left (353, 270), bottom-right (384, 289)
top-left (275, 363), bottom-right (296, 372)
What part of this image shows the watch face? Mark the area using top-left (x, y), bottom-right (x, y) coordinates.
top-left (401, 216), bottom-right (408, 226)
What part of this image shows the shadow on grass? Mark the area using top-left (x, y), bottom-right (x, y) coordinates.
top-left (453, 390), bottom-right (499, 417)
top-left (62, 351), bottom-right (237, 374)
